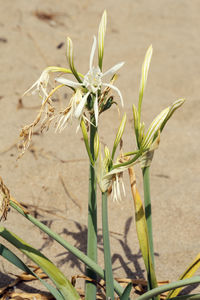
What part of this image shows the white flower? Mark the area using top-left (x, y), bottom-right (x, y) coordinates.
top-left (94, 146), bottom-right (126, 202)
top-left (110, 172), bottom-right (126, 202)
top-left (55, 89), bottom-right (84, 132)
top-left (56, 36), bottom-right (124, 126)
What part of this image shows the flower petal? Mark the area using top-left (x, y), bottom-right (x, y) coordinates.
top-left (55, 77), bottom-right (82, 89)
top-left (75, 92), bottom-right (90, 118)
top-left (103, 83), bottom-right (124, 107)
top-left (102, 62), bottom-right (124, 77)
top-left (90, 36), bottom-right (97, 70)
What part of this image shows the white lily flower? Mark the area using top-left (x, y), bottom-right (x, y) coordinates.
top-left (56, 89), bottom-right (84, 132)
top-left (94, 145), bottom-right (127, 202)
top-left (56, 36), bottom-right (124, 126)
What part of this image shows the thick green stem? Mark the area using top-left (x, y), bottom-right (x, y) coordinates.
top-left (102, 191), bottom-right (115, 300)
top-left (85, 118), bottom-right (97, 300)
top-left (10, 200), bottom-right (124, 296)
top-left (142, 166), bottom-right (154, 267)
top-left (142, 166), bottom-right (157, 300)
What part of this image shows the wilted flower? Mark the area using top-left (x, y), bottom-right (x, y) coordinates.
top-left (23, 66), bottom-right (72, 102)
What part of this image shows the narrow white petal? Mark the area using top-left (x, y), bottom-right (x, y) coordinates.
top-left (75, 92), bottom-right (89, 118)
top-left (94, 94), bottom-right (99, 126)
top-left (55, 77), bottom-right (82, 88)
top-left (103, 83), bottom-right (124, 107)
top-left (90, 36), bottom-right (97, 70)
top-left (102, 62), bottom-right (124, 77)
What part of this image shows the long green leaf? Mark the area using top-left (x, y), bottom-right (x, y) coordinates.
top-left (0, 227), bottom-right (80, 300)
top-left (167, 253), bottom-right (200, 299)
top-left (137, 276), bottom-right (200, 300)
top-left (120, 282), bottom-right (132, 300)
top-left (0, 243), bottom-right (63, 300)
top-left (9, 199), bottom-right (124, 296)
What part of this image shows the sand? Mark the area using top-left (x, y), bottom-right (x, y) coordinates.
top-left (0, 0), bottom-right (200, 298)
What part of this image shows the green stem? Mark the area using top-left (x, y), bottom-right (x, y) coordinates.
top-left (10, 200), bottom-right (124, 296)
top-left (85, 117), bottom-right (97, 300)
top-left (142, 166), bottom-right (154, 268)
top-left (102, 191), bottom-right (115, 300)
top-left (137, 276), bottom-right (200, 300)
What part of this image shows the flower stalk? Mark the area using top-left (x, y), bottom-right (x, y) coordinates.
top-left (102, 191), bottom-right (115, 300)
top-left (85, 116), bottom-right (98, 300)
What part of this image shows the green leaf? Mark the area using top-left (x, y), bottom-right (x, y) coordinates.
top-left (0, 243), bottom-right (64, 300)
top-left (167, 253), bottom-right (200, 299)
top-left (137, 276), bottom-right (200, 300)
top-left (9, 199), bottom-right (124, 297)
top-left (119, 282), bottom-right (132, 300)
top-left (0, 227), bottom-right (80, 300)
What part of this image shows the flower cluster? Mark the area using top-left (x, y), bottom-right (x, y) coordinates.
top-left (20, 10), bottom-right (124, 154)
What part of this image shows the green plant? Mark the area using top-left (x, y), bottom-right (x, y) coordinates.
top-left (0, 10), bottom-right (199, 300)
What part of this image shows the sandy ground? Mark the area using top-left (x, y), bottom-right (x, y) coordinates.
top-left (0, 0), bottom-right (200, 298)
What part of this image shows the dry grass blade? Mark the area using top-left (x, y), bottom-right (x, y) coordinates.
top-left (0, 177), bottom-right (11, 221)
top-left (2, 291), bottom-right (54, 300)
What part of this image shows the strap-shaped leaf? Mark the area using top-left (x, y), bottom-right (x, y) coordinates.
top-left (98, 10), bottom-right (107, 70)
top-left (0, 243), bottom-right (63, 300)
top-left (137, 277), bottom-right (200, 300)
top-left (119, 282), bottom-right (132, 300)
top-left (167, 253), bottom-right (200, 299)
top-left (0, 227), bottom-right (80, 300)
top-left (9, 199), bottom-right (124, 297)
